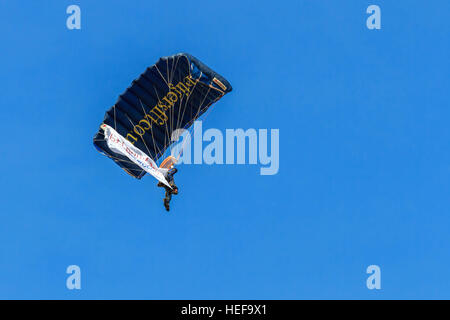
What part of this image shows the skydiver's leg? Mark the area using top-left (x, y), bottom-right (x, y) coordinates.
top-left (164, 190), bottom-right (172, 211)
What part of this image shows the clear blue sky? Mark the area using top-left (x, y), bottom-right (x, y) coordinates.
top-left (0, 0), bottom-right (449, 299)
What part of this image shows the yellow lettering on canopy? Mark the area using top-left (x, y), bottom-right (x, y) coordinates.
top-left (126, 75), bottom-right (198, 143)
top-left (166, 92), bottom-right (178, 104)
top-left (184, 76), bottom-right (197, 87)
top-left (139, 119), bottom-right (151, 130)
top-left (134, 125), bottom-right (145, 136)
top-left (126, 133), bottom-right (138, 144)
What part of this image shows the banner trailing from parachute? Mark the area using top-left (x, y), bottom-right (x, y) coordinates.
top-left (101, 124), bottom-right (171, 187)
top-left (93, 53), bottom-right (232, 179)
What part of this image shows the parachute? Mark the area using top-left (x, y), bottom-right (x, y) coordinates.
top-left (93, 53), bottom-right (232, 179)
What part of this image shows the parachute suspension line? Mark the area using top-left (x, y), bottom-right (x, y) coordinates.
top-left (136, 98), bottom-right (165, 161)
top-left (171, 70), bottom-right (203, 161)
top-left (175, 56), bottom-right (198, 134)
top-left (108, 103), bottom-right (158, 176)
top-left (145, 87), bottom-right (167, 161)
top-left (166, 58), bottom-right (178, 162)
top-left (156, 78), bottom-right (174, 162)
top-left (95, 106), bottom-right (143, 173)
top-left (170, 56), bottom-right (188, 160)
top-left (145, 74), bottom-right (176, 163)
top-left (168, 56), bottom-right (181, 159)
top-left (154, 64), bottom-right (170, 88)
top-left (152, 56), bottom-right (183, 163)
top-left (151, 61), bottom-right (172, 163)
top-left (163, 54), bottom-right (186, 163)
top-left (113, 105), bottom-right (117, 131)
top-left (142, 55), bottom-right (183, 164)
top-left (169, 55), bottom-right (180, 86)
top-left (145, 55), bottom-right (194, 165)
top-left (123, 111), bottom-right (155, 172)
top-left (176, 73), bottom-right (200, 131)
top-left (175, 85), bottom-right (213, 162)
top-left (178, 86), bottom-right (227, 162)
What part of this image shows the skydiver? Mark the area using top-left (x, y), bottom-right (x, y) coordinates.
top-left (157, 166), bottom-right (178, 212)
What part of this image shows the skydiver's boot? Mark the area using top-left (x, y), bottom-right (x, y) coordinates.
top-left (163, 190), bottom-right (172, 212)
top-left (164, 199), bottom-right (170, 212)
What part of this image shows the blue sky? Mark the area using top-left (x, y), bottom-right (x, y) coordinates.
top-left (0, 0), bottom-right (449, 299)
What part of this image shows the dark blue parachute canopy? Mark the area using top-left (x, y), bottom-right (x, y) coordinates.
top-left (93, 53), bottom-right (232, 179)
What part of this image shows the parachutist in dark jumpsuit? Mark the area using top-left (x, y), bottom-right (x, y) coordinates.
top-left (157, 167), bottom-right (178, 211)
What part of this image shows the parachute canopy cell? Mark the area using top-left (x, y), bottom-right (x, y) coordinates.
top-left (93, 53), bottom-right (232, 179)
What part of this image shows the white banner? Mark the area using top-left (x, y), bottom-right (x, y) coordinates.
top-left (101, 124), bottom-right (171, 188)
